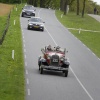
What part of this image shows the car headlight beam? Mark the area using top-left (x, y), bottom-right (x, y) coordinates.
top-left (28, 23), bottom-right (33, 26)
top-left (40, 24), bottom-right (44, 27)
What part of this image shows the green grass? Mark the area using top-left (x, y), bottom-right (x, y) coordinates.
top-left (0, 16), bottom-right (8, 38)
top-left (55, 11), bottom-right (100, 58)
top-left (0, 4), bottom-right (25, 100)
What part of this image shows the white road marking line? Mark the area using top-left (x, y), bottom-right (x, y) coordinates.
top-left (38, 8), bottom-right (42, 17)
top-left (70, 67), bottom-right (94, 100)
top-left (25, 62), bottom-right (27, 66)
top-left (24, 55), bottom-right (26, 59)
top-left (23, 40), bottom-right (25, 43)
top-left (24, 49), bottom-right (26, 52)
top-left (23, 36), bottom-right (24, 39)
top-left (27, 78), bottom-right (29, 84)
top-left (92, 53), bottom-right (96, 56)
top-left (28, 89), bottom-right (30, 95)
top-left (87, 48), bottom-right (90, 51)
top-left (45, 27), bottom-right (57, 46)
top-left (83, 44), bottom-right (85, 47)
top-left (24, 44), bottom-right (25, 47)
top-left (26, 70), bottom-right (28, 75)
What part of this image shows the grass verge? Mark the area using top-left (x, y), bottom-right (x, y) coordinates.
top-left (55, 11), bottom-right (100, 58)
top-left (0, 4), bottom-right (25, 100)
top-left (0, 16), bottom-right (7, 38)
top-left (0, 3), bottom-right (13, 38)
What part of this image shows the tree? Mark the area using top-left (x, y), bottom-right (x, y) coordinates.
top-left (63, 0), bottom-right (75, 15)
top-left (82, 0), bottom-right (86, 17)
top-left (40, 0), bottom-right (46, 7)
top-left (64, 0), bottom-right (68, 15)
top-left (77, 0), bottom-right (79, 15)
top-left (34, 0), bottom-right (38, 7)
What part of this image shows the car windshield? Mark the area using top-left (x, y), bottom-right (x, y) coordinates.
top-left (23, 6), bottom-right (34, 10)
top-left (29, 18), bottom-right (43, 23)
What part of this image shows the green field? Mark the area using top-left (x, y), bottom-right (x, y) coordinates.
top-left (55, 11), bottom-right (100, 58)
top-left (0, 4), bottom-right (25, 100)
top-left (0, 16), bottom-right (7, 38)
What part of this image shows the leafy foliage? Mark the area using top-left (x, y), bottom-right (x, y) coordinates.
top-left (0, 0), bottom-right (100, 14)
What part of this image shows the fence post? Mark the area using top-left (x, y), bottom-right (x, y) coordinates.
top-left (12, 50), bottom-right (14, 59)
top-left (61, 14), bottom-right (63, 18)
top-left (79, 28), bottom-right (81, 34)
top-left (14, 20), bottom-right (16, 25)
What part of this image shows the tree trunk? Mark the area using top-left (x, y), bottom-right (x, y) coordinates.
top-left (64, 0), bottom-right (68, 15)
top-left (77, 0), bottom-right (79, 15)
top-left (40, 0), bottom-right (46, 7)
top-left (82, 0), bottom-right (86, 17)
top-left (46, 0), bottom-right (51, 8)
top-left (60, 0), bottom-right (64, 11)
top-left (34, 0), bottom-right (38, 7)
top-left (27, 0), bottom-right (34, 5)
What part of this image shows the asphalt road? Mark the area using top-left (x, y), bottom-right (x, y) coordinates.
top-left (88, 14), bottom-right (100, 22)
top-left (20, 8), bottom-right (100, 100)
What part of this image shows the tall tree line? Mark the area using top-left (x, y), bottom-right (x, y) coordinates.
top-left (1, 0), bottom-right (100, 16)
top-left (0, 0), bottom-right (26, 3)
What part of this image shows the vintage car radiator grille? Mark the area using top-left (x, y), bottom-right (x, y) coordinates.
top-left (51, 55), bottom-right (59, 66)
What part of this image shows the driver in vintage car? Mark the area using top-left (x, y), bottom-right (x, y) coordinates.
top-left (38, 45), bottom-right (70, 77)
top-left (47, 45), bottom-right (52, 51)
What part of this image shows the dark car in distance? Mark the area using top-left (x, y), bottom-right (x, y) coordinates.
top-left (21, 5), bottom-right (36, 17)
top-left (27, 17), bottom-right (45, 31)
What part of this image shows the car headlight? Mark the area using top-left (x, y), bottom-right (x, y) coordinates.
top-left (60, 58), bottom-right (64, 61)
top-left (22, 10), bottom-right (25, 12)
top-left (60, 57), bottom-right (64, 61)
top-left (40, 24), bottom-right (44, 27)
top-left (28, 23), bottom-right (33, 26)
top-left (41, 58), bottom-right (46, 62)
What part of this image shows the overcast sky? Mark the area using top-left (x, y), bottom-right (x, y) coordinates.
top-left (93, 0), bottom-right (100, 5)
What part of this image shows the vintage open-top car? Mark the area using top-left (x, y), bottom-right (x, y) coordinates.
top-left (38, 45), bottom-right (70, 77)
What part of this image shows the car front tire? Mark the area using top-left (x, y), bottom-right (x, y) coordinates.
top-left (27, 26), bottom-right (30, 30)
top-left (64, 70), bottom-right (68, 77)
top-left (41, 28), bottom-right (44, 31)
top-left (40, 66), bottom-right (43, 74)
top-left (21, 14), bottom-right (23, 17)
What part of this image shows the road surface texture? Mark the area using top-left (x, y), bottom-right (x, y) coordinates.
top-left (88, 14), bottom-right (100, 22)
top-left (20, 8), bottom-right (100, 100)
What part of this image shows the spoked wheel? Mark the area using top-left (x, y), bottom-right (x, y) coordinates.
top-left (64, 70), bottom-right (68, 77)
top-left (39, 66), bottom-right (40, 70)
top-left (38, 61), bottom-right (41, 70)
top-left (27, 27), bottom-right (30, 30)
top-left (40, 66), bottom-right (43, 74)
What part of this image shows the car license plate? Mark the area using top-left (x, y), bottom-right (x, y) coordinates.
top-left (53, 59), bottom-right (58, 62)
top-left (27, 13), bottom-right (30, 15)
top-left (34, 26), bottom-right (39, 28)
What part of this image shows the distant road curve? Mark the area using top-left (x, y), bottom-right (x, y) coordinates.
top-left (88, 14), bottom-right (100, 22)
